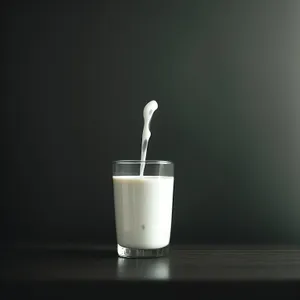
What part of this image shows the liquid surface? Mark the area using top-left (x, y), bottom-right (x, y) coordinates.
top-left (140, 100), bottom-right (158, 175)
top-left (113, 176), bottom-right (174, 249)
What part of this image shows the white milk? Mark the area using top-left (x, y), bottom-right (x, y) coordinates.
top-left (113, 175), bottom-right (174, 249)
top-left (113, 100), bottom-right (174, 250)
top-left (140, 100), bottom-right (158, 176)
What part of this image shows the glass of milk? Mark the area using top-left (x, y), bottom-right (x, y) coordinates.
top-left (112, 160), bottom-right (174, 258)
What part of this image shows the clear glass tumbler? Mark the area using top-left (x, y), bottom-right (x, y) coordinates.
top-left (112, 160), bottom-right (174, 258)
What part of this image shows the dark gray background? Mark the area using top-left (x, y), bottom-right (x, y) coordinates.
top-left (2, 0), bottom-right (300, 246)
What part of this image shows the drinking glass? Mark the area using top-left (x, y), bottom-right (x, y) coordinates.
top-left (112, 160), bottom-right (174, 258)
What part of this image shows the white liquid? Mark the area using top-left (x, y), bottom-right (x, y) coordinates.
top-left (113, 176), bottom-right (174, 249)
top-left (140, 100), bottom-right (158, 175)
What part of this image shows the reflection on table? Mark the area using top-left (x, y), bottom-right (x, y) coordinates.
top-left (117, 257), bottom-right (170, 280)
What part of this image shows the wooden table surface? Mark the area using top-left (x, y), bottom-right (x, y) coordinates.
top-left (1, 244), bottom-right (300, 297)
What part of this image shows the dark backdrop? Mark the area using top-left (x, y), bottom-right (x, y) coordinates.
top-left (2, 0), bottom-right (300, 246)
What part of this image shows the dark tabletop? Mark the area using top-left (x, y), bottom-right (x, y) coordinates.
top-left (1, 244), bottom-right (300, 298)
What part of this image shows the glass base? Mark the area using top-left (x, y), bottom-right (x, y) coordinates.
top-left (117, 244), bottom-right (170, 258)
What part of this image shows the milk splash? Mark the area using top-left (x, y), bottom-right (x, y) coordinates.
top-left (140, 100), bottom-right (158, 176)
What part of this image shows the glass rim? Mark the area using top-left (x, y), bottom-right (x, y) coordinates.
top-left (113, 160), bottom-right (173, 165)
